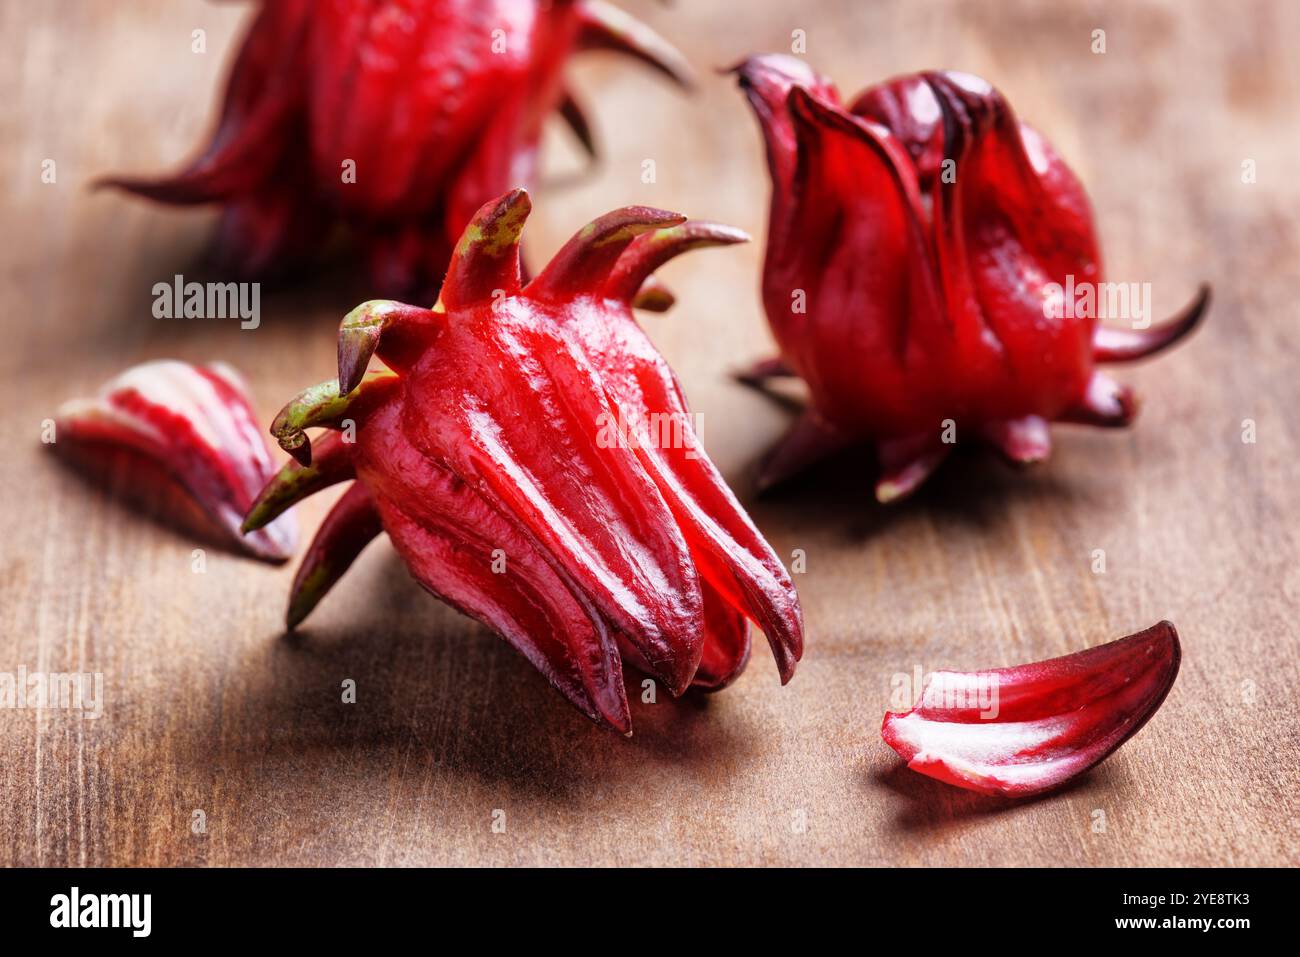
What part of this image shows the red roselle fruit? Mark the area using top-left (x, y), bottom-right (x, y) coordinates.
top-left (733, 56), bottom-right (1210, 502)
top-left (241, 189), bottom-right (805, 733)
top-left (99, 0), bottom-right (693, 298)
top-left (50, 360), bottom-right (297, 561)
top-left (882, 621), bottom-right (1181, 798)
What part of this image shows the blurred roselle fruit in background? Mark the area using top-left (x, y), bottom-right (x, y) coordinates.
top-left (241, 189), bottom-right (804, 733)
top-left (48, 360), bottom-right (297, 561)
top-left (733, 56), bottom-right (1210, 502)
top-left (99, 0), bottom-right (693, 299)
top-left (881, 621), bottom-right (1181, 798)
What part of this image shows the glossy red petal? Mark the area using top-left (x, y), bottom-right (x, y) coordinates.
top-left (881, 621), bottom-right (1182, 798)
top-left (53, 360), bottom-right (297, 561)
top-left (354, 397), bottom-right (632, 733)
top-left (638, 437), bottom-right (805, 683)
top-left (848, 75), bottom-right (945, 185)
top-left (409, 317), bottom-right (706, 696)
top-left (690, 580), bottom-right (753, 692)
top-left (753, 75), bottom-right (945, 433)
top-left (923, 72), bottom-right (1098, 419)
top-left (385, 503), bottom-right (633, 735)
top-left (561, 289), bottom-right (805, 683)
top-left (733, 54), bottom-right (840, 208)
top-left (922, 72), bottom-right (1101, 289)
top-left (306, 0), bottom-right (543, 218)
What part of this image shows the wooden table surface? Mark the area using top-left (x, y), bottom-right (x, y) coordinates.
top-left (3, 0), bottom-right (1297, 867)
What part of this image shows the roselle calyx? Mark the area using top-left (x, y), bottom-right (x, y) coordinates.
top-left (881, 621), bottom-right (1181, 798)
top-left (100, 0), bottom-right (693, 298)
top-left (734, 56), bottom-right (1210, 502)
top-left (242, 189), bottom-right (805, 733)
top-left (50, 360), bottom-right (297, 561)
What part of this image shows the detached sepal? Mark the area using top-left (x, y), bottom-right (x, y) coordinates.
top-left (881, 621), bottom-right (1181, 798)
top-left (51, 359), bottom-right (297, 561)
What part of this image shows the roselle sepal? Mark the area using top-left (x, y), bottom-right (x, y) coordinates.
top-left (51, 359), bottom-right (297, 561)
top-left (243, 188), bottom-right (804, 733)
top-left (98, 0), bottom-right (694, 299)
top-left (881, 621), bottom-right (1181, 798)
top-left (733, 55), bottom-right (1210, 502)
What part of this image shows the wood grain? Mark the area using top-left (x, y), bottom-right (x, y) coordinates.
top-left (2, 0), bottom-right (1296, 867)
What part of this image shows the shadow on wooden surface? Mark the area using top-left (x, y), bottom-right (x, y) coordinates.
top-left (160, 552), bottom-right (766, 809)
top-left (747, 437), bottom-right (1087, 548)
top-left (871, 761), bottom-right (1103, 834)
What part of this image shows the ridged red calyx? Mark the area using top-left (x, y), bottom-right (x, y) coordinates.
top-left (50, 359), bottom-right (297, 561)
top-left (882, 621), bottom-right (1181, 798)
top-left (99, 0), bottom-right (693, 298)
top-left (242, 189), bottom-right (805, 733)
top-left (733, 55), bottom-right (1211, 502)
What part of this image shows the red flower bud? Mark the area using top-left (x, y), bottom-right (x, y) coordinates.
top-left (882, 621), bottom-right (1181, 798)
top-left (99, 0), bottom-right (693, 298)
top-left (734, 56), bottom-right (1210, 501)
top-left (243, 190), bottom-right (804, 733)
